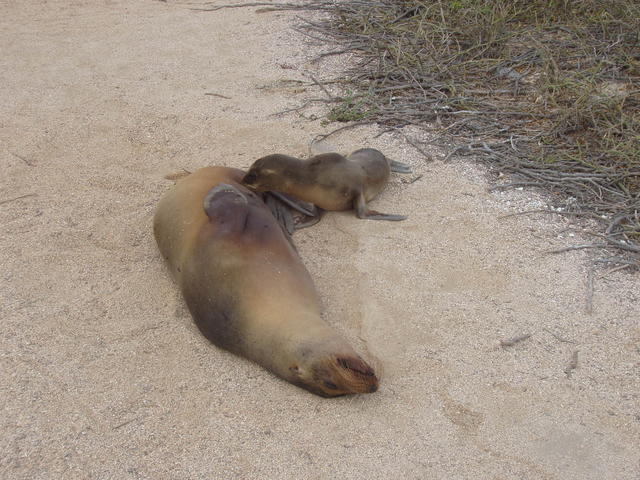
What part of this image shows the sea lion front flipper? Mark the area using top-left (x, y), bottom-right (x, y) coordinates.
top-left (294, 208), bottom-right (324, 230)
top-left (268, 191), bottom-right (318, 217)
top-left (265, 193), bottom-right (295, 236)
top-left (354, 193), bottom-right (407, 221)
top-left (265, 192), bottom-right (322, 235)
top-left (389, 159), bottom-right (412, 174)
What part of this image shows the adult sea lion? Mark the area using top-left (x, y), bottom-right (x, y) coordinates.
top-left (242, 148), bottom-right (411, 221)
top-left (153, 166), bottom-right (378, 397)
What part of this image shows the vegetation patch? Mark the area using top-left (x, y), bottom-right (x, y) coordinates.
top-left (201, 1), bottom-right (639, 262)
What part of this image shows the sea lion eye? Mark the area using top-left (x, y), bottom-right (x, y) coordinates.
top-left (323, 380), bottom-right (338, 390)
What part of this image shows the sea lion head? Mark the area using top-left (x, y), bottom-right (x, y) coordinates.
top-left (288, 347), bottom-right (379, 397)
top-left (242, 154), bottom-right (298, 192)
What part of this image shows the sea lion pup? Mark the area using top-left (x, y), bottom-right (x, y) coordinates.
top-left (242, 148), bottom-right (411, 222)
top-left (153, 166), bottom-right (378, 397)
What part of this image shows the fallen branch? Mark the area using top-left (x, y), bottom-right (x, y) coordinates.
top-left (0, 193), bottom-right (38, 206)
top-left (564, 351), bottom-right (579, 378)
top-left (500, 333), bottom-right (532, 347)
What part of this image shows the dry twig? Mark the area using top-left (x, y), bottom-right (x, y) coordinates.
top-left (564, 351), bottom-right (579, 378)
top-left (10, 151), bottom-right (34, 166)
top-left (237, 0), bottom-right (640, 260)
top-left (500, 333), bottom-right (532, 347)
top-left (0, 193), bottom-right (38, 206)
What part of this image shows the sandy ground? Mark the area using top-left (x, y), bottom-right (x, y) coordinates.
top-left (1, 1), bottom-right (639, 479)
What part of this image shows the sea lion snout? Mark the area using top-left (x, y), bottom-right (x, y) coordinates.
top-left (242, 167), bottom-right (274, 191)
top-left (242, 171), bottom-right (258, 187)
top-left (298, 355), bottom-right (379, 397)
top-left (334, 355), bottom-right (379, 394)
top-left (336, 356), bottom-right (376, 377)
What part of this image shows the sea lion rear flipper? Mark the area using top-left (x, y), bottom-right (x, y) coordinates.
top-left (389, 159), bottom-right (412, 174)
top-left (203, 183), bottom-right (251, 233)
top-left (354, 193), bottom-right (407, 222)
